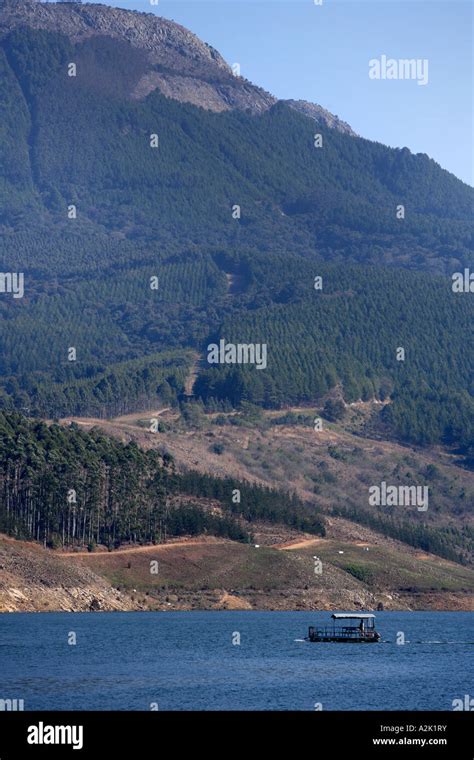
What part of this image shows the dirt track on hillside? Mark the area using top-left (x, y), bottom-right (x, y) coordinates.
top-left (60, 537), bottom-right (227, 557)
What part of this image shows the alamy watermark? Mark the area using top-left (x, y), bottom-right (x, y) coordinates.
top-left (27, 722), bottom-right (83, 750)
top-left (452, 268), bottom-right (473, 293)
top-left (452, 694), bottom-right (473, 710)
top-left (207, 339), bottom-right (267, 370)
top-left (369, 481), bottom-right (428, 511)
top-left (0, 698), bottom-right (24, 711)
top-left (0, 272), bottom-right (24, 298)
top-left (369, 55), bottom-right (429, 86)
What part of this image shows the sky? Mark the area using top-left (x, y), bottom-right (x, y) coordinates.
top-left (94, 1), bottom-right (472, 185)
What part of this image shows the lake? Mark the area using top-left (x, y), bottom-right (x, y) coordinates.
top-left (0, 611), bottom-right (472, 710)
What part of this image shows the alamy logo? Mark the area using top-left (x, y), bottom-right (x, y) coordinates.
top-left (0, 272), bottom-right (24, 298)
top-left (452, 694), bottom-right (474, 710)
top-left (0, 698), bottom-right (24, 710)
top-left (369, 482), bottom-right (428, 511)
top-left (27, 722), bottom-right (83, 750)
top-left (207, 339), bottom-right (267, 370)
top-left (369, 55), bottom-right (429, 86)
top-left (452, 268), bottom-right (473, 293)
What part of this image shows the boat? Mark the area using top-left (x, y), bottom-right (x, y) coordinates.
top-left (307, 613), bottom-right (381, 643)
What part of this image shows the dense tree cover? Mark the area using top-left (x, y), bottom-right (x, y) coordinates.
top-left (195, 263), bottom-right (474, 450)
top-left (331, 505), bottom-right (473, 566)
top-left (0, 351), bottom-right (192, 418)
top-left (177, 470), bottom-right (326, 536)
top-left (0, 412), bottom-right (322, 547)
top-left (0, 28), bottom-right (472, 451)
top-left (0, 411), bottom-right (181, 547)
top-left (323, 399), bottom-right (346, 422)
top-left (166, 504), bottom-right (248, 543)
top-left (381, 385), bottom-right (474, 449)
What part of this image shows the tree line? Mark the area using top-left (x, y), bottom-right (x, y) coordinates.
top-left (0, 413), bottom-right (324, 549)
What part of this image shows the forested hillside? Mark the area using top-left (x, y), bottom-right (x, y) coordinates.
top-left (0, 412), bottom-right (325, 548)
top-left (2, 412), bottom-right (472, 567)
top-left (1, 27), bottom-right (471, 265)
top-left (0, 12), bottom-right (472, 453)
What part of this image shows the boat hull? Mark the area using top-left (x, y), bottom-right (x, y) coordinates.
top-left (307, 625), bottom-right (381, 643)
top-left (307, 635), bottom-right (380, 643)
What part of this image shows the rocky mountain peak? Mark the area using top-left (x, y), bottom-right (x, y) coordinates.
top-left (0, 0), bottom-right (354, 128)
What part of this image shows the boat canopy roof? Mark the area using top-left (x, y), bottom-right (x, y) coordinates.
top-left (331, 613), bottom-right (375, 619)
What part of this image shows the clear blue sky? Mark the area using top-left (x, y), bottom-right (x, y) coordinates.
top-left (99, 1), bottom-right (472, 185)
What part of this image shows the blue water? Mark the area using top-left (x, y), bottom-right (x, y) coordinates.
top-left (0, 611), bottom-right (472, 710)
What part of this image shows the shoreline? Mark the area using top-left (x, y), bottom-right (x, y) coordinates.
top-left (1, 590), bottom-right (472, 614)
top-left (1, 531), bottom-right (472, 614)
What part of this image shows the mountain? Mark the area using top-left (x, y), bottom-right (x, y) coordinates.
top-left (1, 0), bottom-right (362, 134)
top-left (0, 0), bottom-right (360, 128)
top-left (0, 1), bottom-right (472, 609)
top-left (0, 0), bottom-right (275, 111)
top-left (0, 2), bottom-right (471, 251)
top-left (0, 0), bottom-right (472, 454)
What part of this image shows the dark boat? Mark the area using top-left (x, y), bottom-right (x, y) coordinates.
top-left (307, 613), bottom-right (381, 643)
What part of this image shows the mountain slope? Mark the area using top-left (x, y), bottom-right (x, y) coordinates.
top-left (0, 17), bottom-right (470, 259)
top-left (0, 0), bottom-right (275, 111)
top-left (0, 1), bottom-right (472, 453)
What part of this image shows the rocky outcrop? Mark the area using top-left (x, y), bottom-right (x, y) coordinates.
top-left (0, 0), bottom-right (352, 125)
top-left (0, 0), bottom-right (232, 76)
top-left (0, 0), bottom-right (275, 113)
top-left (283, 99), bottom-right (357, 136)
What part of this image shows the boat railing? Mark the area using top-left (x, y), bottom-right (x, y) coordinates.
top-left (310, 626), bottom-right (375, 639)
